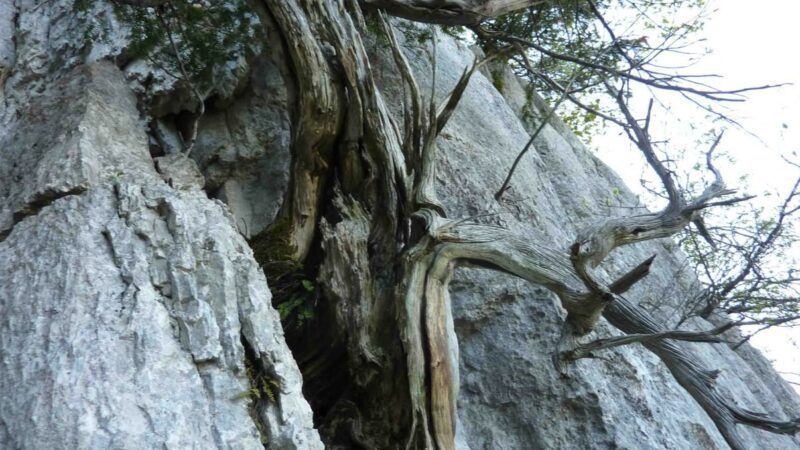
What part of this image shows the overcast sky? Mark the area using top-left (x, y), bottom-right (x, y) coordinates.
top-left (593, 0), bottom-right (800, 389)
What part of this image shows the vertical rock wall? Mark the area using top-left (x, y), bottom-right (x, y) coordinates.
top-left (0, 2), bottom-right (320, 448)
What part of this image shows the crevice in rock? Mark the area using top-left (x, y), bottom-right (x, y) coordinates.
top-left (11, 186), bottom-right (88, 223)
top-left (240, 334), bottom-right (279, 448)
top-left (245, 210), bottom-right (354, 444)
top-left (258, 240), bottom-right (349, 430)
top-left (146, 120), bottom-right (168, 158)
top-left (286, 299), bottom-right (349, 429)
top-left (0, 186), bottom-right (87, 242)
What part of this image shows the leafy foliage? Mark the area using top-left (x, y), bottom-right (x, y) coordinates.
top-left (240, 355), bottom-right (281, 404)
top-left (274, 274), bottom-right (317, 329)
top-left (475, 0), bottom-right (710, 138)
top-left (249, 218), bottom-right (318, 331)
top-left (111, 0), bottom-right (263, 89)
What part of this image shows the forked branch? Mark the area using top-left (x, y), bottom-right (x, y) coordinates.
top-left (558, 322), bottom-right (734, 362)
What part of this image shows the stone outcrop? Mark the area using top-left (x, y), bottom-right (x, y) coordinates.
top-left (0, 2), bottom-right (320, 447)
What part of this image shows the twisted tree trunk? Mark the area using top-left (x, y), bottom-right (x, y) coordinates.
top-left (247, 1), bottom-right (799, 448)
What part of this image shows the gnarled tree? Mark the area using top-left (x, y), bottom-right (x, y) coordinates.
top-left (233, 1), bottom-right (799, 448)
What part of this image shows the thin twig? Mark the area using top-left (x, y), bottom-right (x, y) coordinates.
top-left (495, 43), bottom-right (615, 200)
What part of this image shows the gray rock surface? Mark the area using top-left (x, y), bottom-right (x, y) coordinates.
top-left (0, 6), bottom-right (321, 446)
top-left (0, 1), bottom-right (13, 71)
top-left (189, 48), bottom-right (292, 239)
top-left (155, 154), bottom-right (206, 191)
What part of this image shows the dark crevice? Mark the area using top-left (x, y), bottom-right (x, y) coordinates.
top-left (240, 334), bottom-right (278, 448)
top-left (146, 120), bottom-right (168, 158)
top-left (245, 218), bottom-right (351, 443)
top-left (0, 186), bottom-right (87, 242)
top-left (244, 205), bottom-right (362, 447)
top-left (268, 231), bottom-right (350, 431)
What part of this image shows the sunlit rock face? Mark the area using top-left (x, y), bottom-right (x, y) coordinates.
top-left (0, 1), bottom-right (797, 449)
top-left (0, 2), bottom-right (319, 449)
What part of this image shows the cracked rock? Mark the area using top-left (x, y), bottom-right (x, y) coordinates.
top-left (0, 57), bottom-right (321, 449)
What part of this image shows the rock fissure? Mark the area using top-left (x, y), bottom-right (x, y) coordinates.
top-left (0, 185), bottom-right (88, 242)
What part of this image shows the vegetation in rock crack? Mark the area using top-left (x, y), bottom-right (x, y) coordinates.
top-left (249, 216), bottom-right (319, 329)
top-left (101, 0), bottom-right (262, 84)
top-left (78, 0), bottom-right (263, 153)
top-left (239, 339), bottom-right (282, 446)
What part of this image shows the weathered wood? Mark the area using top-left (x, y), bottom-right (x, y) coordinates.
top-left (424, 219), bottom-right (799, 450)
top-left (257, 0), bottom-right (342, 261)
top-left (425, 255), bottom-right (457, 450)
top-left (559, 323), bottom-right (733, 362)
top-left (379, 12), bottom-right (423, 172)
top-left (605, 297), bottom-right (800, 450)
top-left (362, 0), bottom-right (541, 25)
top-left (398, 243), bottom-right (436, 449)
top-left (258, 3), bottom-right (800, 448)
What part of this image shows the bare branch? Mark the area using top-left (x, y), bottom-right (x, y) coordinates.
top-left (379, 12), bottom-right (423, 165)
top-left (607, 82), bottom-right (682, 208)
top-left (495, 44), bottom-right (613, 200)
top-left (609, 255), bottom-right (656, 294)
top-left (111, 0), bottom-right (167, 6)
top-left (363, 0), bottom-right (546, 25)
top-left (414, 27), bottom-right (446, 215)
top-left (605, 297), bottom-right (800, 446)
top-left (471, 25), bottom-right (787, 102)
top-left (526, 67), bottom-right (628, 127)
top-left (560, 322), bottom-right (734, 362)
top-left (436, 55), bottom-right (484, 135)
top-left (426, 218), bottom-right (800, 448)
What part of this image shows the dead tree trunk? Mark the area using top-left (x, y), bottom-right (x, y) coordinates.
top-left (248, 1), bottom-right (799, 448)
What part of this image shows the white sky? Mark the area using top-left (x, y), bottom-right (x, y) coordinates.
top-left (593, 0), bottom-right (800, 389)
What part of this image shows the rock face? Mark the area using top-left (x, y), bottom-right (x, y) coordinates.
top-left (0, 2), bottom-right (798, 450)
top-left (0, 2), bottom-right (320, 448)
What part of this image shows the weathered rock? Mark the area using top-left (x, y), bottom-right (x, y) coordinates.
top-left (0, 58), bottom-right (320, 450)
top-left (189, 50), bottom-right (293, 238)
top-left (155, 154), bottom-right (206, 191)
top-left (0, 1), bottom-right (13, 71)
